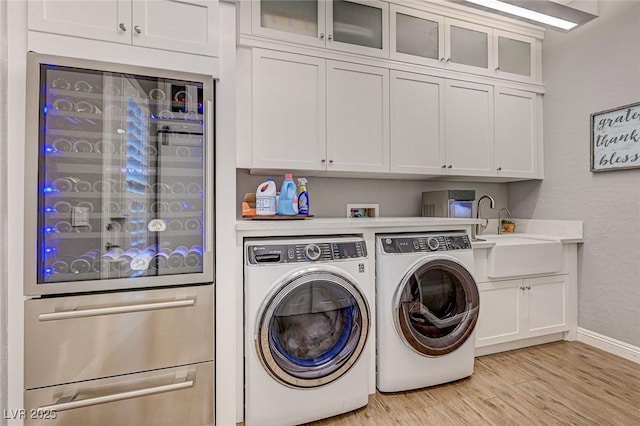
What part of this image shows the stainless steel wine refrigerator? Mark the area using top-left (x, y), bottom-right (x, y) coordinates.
top-left (23, 53), bottom-right (215, 425)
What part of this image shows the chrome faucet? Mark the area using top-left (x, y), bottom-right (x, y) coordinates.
top-left (476, 195), bottom-right (495, 236)
top-left (498, 207), bottom-right (511, 234)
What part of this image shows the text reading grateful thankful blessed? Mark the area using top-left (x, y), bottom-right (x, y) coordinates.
top-left (592, 103), bottom-right (640, 171)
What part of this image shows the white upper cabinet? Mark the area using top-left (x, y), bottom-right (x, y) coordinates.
top-left (445, 80), bottom-right (494, 176)
top-left (29, 0), bottom-right (132, 44)
top-left (130, 0), bottom-right (218, 56)
top-left (252, 49), bottom-right (326, 170)
top-left (390, 70), bottom-right (445, 174)
top-left (251, 49), bottom-right (389, 173)
top-left (28, 0), bottom-right (219, 57)
top-left (389, 6), bottom-right (540, 83)
top-left (327, 61), bottom-right (389, 172)
top-left (494, 87), bottom-right (538, 178)
top-left (252, 0), bottom-right (389, 58)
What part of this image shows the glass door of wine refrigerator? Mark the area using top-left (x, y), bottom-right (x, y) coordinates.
top-left (25, 53), bottom-right (214, 295)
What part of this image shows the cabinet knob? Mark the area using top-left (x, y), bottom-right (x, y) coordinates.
top-left (440, 57), bottom-right (445, 62)
top-left (495, 67), bottom-right (500, 71)
top-left (526, 286), bottom-right (531, 290)
top-left (320, 33), bottom-right (325, 39)
top-left (134, 25), bottom-right (142, 34)
top-left (329, 159), bottom-right (334, 164)
top-left (441, 164), bottom-right (446, 168)
top-left (328, 34), bottom-right (333, 41)
top-left (321, 159), bottom-right (326, 163)
top-left (520, 286), bottom-right (525, 290)
top-left (446, 58), bottom-right (451, 62)
top-left (447, 165), bottom-right (452, 168)
top-left (497, 166), bottom-right (502, 171)
top-left (118, 23), bottom-right (127, 32)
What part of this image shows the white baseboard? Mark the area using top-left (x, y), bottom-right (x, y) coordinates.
top-left (577, 328), bottom-right (640, 364)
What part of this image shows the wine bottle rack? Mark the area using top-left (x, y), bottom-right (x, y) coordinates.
top-left (38, 65), bottom-right (207, 284)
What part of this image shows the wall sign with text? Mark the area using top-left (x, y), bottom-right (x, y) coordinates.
top-left (591, 102), bottom-right (640, 172)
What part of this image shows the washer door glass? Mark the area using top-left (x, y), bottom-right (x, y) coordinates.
top-left (257, 269), bottom-right (369, 388)
top-left (395, 258), bottom-right (479, 356)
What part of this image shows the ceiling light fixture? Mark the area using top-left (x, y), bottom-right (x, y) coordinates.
top-left (454, 0), bottom-right (598, 32)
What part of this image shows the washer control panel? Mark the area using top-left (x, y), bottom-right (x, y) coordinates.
top-left (248, 240), bottom-right (367, 264)
top-left (380, 233), bottom-right (471, 254)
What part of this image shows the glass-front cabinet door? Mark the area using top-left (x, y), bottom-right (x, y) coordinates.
top-left (252, 0), bottom-right (326, 47)
top-left (326, 0), bottom-right (388, 57)
top-left (445, 19), bottom-right (493, 75)
top-left (252, 0), bottom-right (388, 57)
top-left (26, 54), bottom-right (214, 295)
top-left (390, 4), bottom-right (443, 67)
top-left (493, 29), bottom-right (537, 82)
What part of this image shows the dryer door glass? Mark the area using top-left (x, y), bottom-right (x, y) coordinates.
top-left (395, 258), bottom-right (479, 356)
top-left (256, 270), bottom-right (369, 388)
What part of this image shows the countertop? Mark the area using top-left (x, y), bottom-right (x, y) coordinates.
top-left (236, 217), bottom-right (482, 232)
top-left (236, 217), bottom-right (584, 245)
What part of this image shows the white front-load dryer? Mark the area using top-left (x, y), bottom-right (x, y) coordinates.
top-left (244, 236), bottom-right (372, 426)
top-left (376, 232), bottom-right (480, 392)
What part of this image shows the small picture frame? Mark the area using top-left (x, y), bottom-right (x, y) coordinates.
top-left (347, 204), bottom-right (379, 218)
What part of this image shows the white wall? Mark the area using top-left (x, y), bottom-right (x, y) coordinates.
top-left (0, 0), bottom-right (7, 421)
top-left (508, 0), bottom-right (640, 347)
top-left (237, 169), bottom-right (509, 218)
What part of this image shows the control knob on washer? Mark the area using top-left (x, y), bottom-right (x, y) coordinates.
top-left (427, 237), bottom-right (440, 251)
top-left (304, 244), bottom-right (322, 261)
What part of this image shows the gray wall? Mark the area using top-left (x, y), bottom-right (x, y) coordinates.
top-left (509, 1), bottom-right (640, 347)
top-left (0, 0), bottom-right (7, 420)
top-left (237, 169), bottom-right (508, 218)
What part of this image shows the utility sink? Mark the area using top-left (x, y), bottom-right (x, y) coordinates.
top-left (481, 235), bottom-right (562, 278)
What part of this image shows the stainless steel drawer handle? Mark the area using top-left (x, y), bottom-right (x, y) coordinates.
top-left (37, 380), bottom-right (194, 413)
top-left (38, 299), bottom-right (195, 322)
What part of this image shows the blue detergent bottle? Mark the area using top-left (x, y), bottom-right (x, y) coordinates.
top-left (277, 173), bottom-right (298, 216)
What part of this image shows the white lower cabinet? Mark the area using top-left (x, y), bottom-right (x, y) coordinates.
top-left (252, 49), bottom-right (389, 172)
top-left (476, 274), bottom-right (568, 348)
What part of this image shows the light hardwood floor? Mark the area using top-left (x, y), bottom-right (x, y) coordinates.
top-left (307, 342), bottom-right (640, 425)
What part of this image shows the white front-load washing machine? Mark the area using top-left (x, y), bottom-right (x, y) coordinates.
top-left (244, 236), bottom-right (372, 426)
top-left (376, 232), bottom-right (480, 392)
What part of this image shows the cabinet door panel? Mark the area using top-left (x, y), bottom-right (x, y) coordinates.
top-left (494, 29), bottom-right (537, 81)
top-left (445, 81), bottom-right (494, 176)
top-left (132, 0), bottom-right (218, 56)
top-left (526, 275), bottom-right (568, 336)
top-left (390, 5), bottom-right (444, 67)
top-left (390, 71), bottom-right (445, 174)
top-left (252, 50), bottom-right (326, 170)
top-left (327, 0), bottom-right (389, 58)
top-left (252, 0), bottom-right (325, 48)
top-left (495, 88), bottom-right (537, 178)
top-left (28, 0), bottom-right (131, 44)
top-left (476, 280), bottom-right (522, 347)
top-left (445, 19), bottom-right (493, 75)
top-left (327, 61), bottom-right (389, 172)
